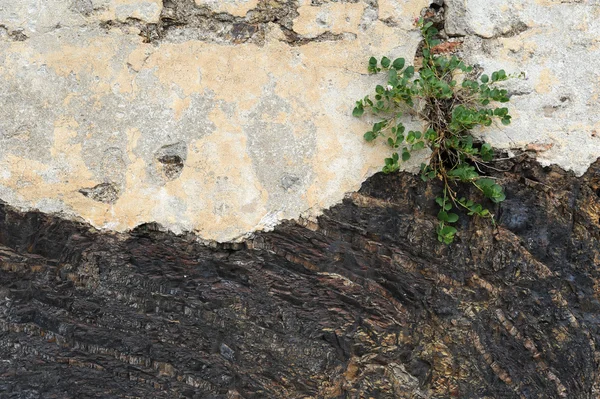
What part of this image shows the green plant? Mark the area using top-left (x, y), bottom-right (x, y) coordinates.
top-left (353, 19), bottom-right (517, 244)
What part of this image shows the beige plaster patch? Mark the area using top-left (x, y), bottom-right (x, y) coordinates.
top-left (97, 0), bottom-right (163, 23)
top-left (535, 68), bottom-right (557, 94)
top-left (0, 21), bottom-right (426, 241)
top-left (293, 2), bottom-right (365, 37)
top-left (194, 0), bottom-right (259, 17)
top-left (379, 0), bottom-right (431, 30)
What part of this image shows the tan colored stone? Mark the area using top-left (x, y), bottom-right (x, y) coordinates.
top-left (379, 0), bottom-right (430, 30)
top-left (0, 14), bottom-right (425, 241)
top-left (534, 68), bottom-right (557, 94)
top-left (293, 2), bottom-right (365, 37)
top-left (194, 0), bottom-right (259, 17)
top-left (98, 0), bottom-right (163, 23)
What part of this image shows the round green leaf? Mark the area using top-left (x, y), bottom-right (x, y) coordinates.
top-left (438, 211), bottom-right (449, 222)
top-left (446, 213), bottom-right (459, 223)
top-left (392, 58), bottom-right (405, 70)
top-left (352, 106), bottom-right (364, 117)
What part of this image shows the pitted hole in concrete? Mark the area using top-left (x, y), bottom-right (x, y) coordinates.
top-left (79, 183), bottom-right (120, 204)
top-left (9, 30), bottom-right (28, 41)
top-left (543, 105), bottom-right (558, 118)
top-left (280, 174), bottom-right (300, 191)
top-left (70, 0), bottom-right (94, 16)
top-left (155, 142), bottom-right (187, 181)
top-left (430, 0), bottom-right (444, 11)
top-left (543, 95), bottom-right (572, 117)
top-left (0, 27), bottom-right (28, 41)
top-left (231, 22), bottom-right (258, 42)
top-left (158, 154), bottom-right (184, 179)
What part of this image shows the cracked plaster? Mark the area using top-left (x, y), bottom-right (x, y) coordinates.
top-left (0, 0), bottom-right (599, 241)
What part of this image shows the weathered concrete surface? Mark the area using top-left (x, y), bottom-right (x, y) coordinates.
top-left (0, 0), bottom-right (599, 241)
top-left (445, 0), bottom-right (600, 175)
top-left (194, 0), bottom-right (259, 18)
top-left (0, 0), bottom-right (428, 241)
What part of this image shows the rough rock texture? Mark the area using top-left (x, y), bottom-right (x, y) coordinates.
top-left (1, 156), bottom-right (600, 398)
top-left (2, 0), bottom-right (599, 241)
top-left (445, 0), bottom-right (600, 175)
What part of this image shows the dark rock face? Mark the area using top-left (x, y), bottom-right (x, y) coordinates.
top-left (1, 156), bottom-right (599, 398)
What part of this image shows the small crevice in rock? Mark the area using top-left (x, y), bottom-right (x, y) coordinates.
top-left (131, 222), bottom-right (166, 235)
top-left (0, 25), bottom-right (29, 41)
top-left (421, 4), bottom-right (446, 31)
top-left (414, 4), bottom-right (450, 62)
top-left (379, 17), bottom-right (398, 27)
top-left (430, 0), bottom-right (444, 11)
top-left (79, 183), bottom-right (120, 204)
top-left (69, 0), bottom-right (94, 16)
top-left (155, 142), bottom-right (187, 181)
top-left (507, 88), bottom-right (533, 99)
top-left (98, 0), bottom-right (357, 46)
top-left (9, 30), bottom-right (28, 41)
top-left (154, 0), bottom-right (298, 45)
top-left (158, 155), bottom-right (185, 180)
top-left (280, 28), bottom-right (356, 46)
top-left (280, 174), bottom-right (300, 191)
top-left (491, 20), bottom-right (529, 39)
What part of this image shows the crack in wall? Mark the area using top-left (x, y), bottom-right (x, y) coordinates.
top-left (1, 0), bottom-right (378, 45)
top-left (0, 25), bottom-right (28, 41)
top-left (97, 0), bottom-right (364, 45)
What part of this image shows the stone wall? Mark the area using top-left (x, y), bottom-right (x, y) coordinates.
top-left (446, 0), bottom-right (600, 175)
top-left (1, 0), bottom-right (599, 241)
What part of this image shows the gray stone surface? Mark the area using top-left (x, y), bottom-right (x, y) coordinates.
top-left (445, 0), bottom-right (600, 175)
